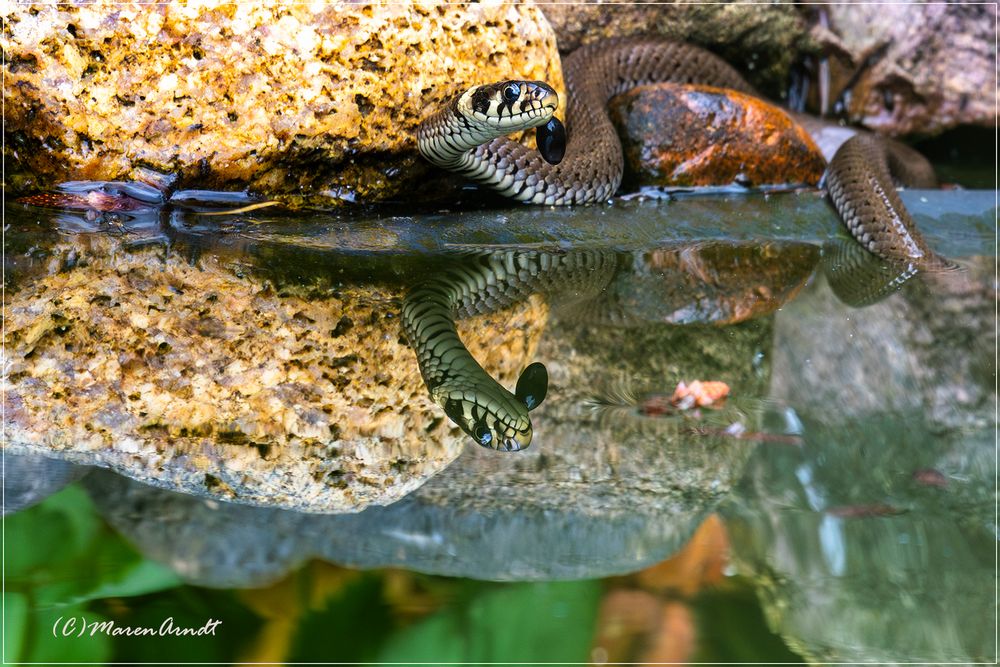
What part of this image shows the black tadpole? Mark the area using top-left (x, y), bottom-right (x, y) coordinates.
top-left (536, 118), bottom-right (566, 165)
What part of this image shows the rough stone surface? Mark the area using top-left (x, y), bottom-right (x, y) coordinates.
top-left (824, 3), bottom-right (994, 136)
top-left (68, 242), bottom-right (797, 587)
top-left (609, 84), bottom-right (827, 189)
top-left (3, 237), bottom-right (547, 513)
top-left (540, 2), bottom-right (810, 95)
top-left (2, 2), bottom-right (563, 200)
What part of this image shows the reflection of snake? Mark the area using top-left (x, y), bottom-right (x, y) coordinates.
top-left (401, 250), bottom-right (616, 451)
top-left (410, 37), bottom-right (949, 450)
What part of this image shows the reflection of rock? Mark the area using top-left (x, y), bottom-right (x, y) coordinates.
top-left (610, 85), bottom-right (826, 189)
top-left (771, 258), bottom-right (994, 434)
top-left (76, 242), bottom-right (799, 586)
top-left (2, 2), bottom-right (561, 201)
top-left (1, 453), bottom-right (88, 514)
top-left (610, 243), bottom-right (819, 325)
top-left (725, 259), bottom-right (995, 662)
top-left (4, 237), bottom-right (545, 513)
top-left (81, 469), bottom-right (706, 587)
top-left (824, 4), bottom-right (993, 135)
top-left (542, 3), bottom-right (808, 92)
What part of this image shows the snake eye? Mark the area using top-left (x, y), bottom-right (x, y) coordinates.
top-left (473, 424), bottom-right (493, 447)
top-left (502, 83), bottom-right (521, 103)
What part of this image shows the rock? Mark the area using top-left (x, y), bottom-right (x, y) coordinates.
top-left (3, 236), bottom-right (547, 513)
top-left (612, 242), bottom-right (820, 325)
top-left (2, 2), bottom-right (562, 201)
top-left (770, 257), bottom-right (995, 436)
top-left (1, 453), bottom-right (89, 514)
top-left (824, 3), bottom-right (994, 135)
top-left (609, 84), bottom-right (827, 189)
top-left (77, 253), bottom-right (776, 586)
top-left (540, 2), bottom-right (810, 94)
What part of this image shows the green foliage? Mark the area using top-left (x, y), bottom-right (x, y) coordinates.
top-left (287, 573), bottom-right (395, 662)
top-left (4, 484), bottom-right (183, 664)
top-left (378, 580), bottom-right (602, 664)
top-left (691, 578), bottom-right (804, 663)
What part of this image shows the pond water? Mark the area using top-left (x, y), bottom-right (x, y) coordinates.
top-left (4, 186), bottom-right (996, 663)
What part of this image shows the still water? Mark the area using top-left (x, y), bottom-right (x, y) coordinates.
top-left (4, 186), bottom-right (996, 663)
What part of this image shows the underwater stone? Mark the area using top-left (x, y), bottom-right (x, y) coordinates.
top-left (78, 283), bottom-right (773, 585)
top-left (3, 237), bottom-right (547, 513)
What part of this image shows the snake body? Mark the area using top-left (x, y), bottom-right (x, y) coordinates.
top-left (411, 37), bottom-right (948, 450)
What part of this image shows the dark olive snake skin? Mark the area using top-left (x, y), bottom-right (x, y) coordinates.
top-left (410, 37), bottom-right (948, 450)
top-left (401, 250), bottom-right (616, 451)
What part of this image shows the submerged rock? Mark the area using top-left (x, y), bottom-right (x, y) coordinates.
top-left (78, 264), bottom-right (777, 586)
top-left (609, 84), bottom-right (826, 189)
top-left (1, 453), bottom-right (89, 515)
top-left (2, 2), bottom-right (561, 201)
top-left (62, 238), bottom-right (814, 586)
top-left (3, 237), bottom-right (547, 512)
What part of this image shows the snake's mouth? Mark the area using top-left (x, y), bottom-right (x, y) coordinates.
top-left (495, 424), bottom-right (532, 452)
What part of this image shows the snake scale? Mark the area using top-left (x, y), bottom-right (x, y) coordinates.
top-left (408, 37), bottom-right (949, 451)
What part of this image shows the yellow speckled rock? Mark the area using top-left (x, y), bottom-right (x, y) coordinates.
top-left (3, 239), bottom-right (548, 513)
top-left (2, 2), bottom-right (563, 201)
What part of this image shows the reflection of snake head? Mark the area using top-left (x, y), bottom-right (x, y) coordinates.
top-left (455, 80), bottom-right (558, 133)
top-left (441, 362), bottom-right (548, 452)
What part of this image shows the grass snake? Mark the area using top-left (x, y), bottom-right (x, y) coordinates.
top-left (408, 37), bottom-right (950, 451)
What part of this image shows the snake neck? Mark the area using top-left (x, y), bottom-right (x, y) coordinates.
top-left (417, 96), bottom-right (500, 168)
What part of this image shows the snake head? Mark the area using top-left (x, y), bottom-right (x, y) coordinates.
top-left (459, 80), bottom-right (558, 133)
top-left (443, 397), bottom-right (534, 453)
top-left (441, 363), bottom-right (549, 453)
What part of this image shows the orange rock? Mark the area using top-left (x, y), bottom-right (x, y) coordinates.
top-left (609, 83), bottom-right (827, 188)
top-left (634, 514), bottom-right (730, 595)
